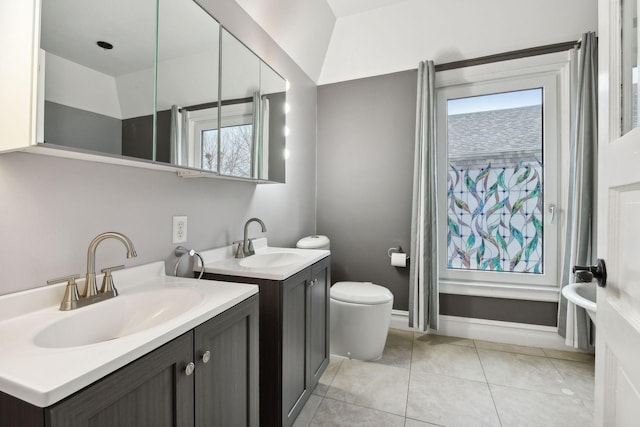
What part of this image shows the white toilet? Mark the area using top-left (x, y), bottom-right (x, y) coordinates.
top-left (296, 236), bottom-right (394, 361)
top-left (329, 281), bottom-right (393, 360)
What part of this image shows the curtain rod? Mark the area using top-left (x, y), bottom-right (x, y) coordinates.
top-left (179, 96), bottom-right (254, 113)
top-left (434, 40), bottom-right (581, 72)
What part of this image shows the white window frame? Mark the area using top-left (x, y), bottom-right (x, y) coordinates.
top-left (188, 103), bottom-right (253, 171)
top-left (435, 52), bottom-right (572, 299)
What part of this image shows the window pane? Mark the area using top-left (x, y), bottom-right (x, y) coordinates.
top-left (220, 124), bottom-right (252, 177)
top-left (446, 88), bottom-right (543, 274)
top-left (201, 129), bottom-right (219, 171)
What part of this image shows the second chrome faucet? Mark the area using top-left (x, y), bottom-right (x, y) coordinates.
top-left (235, 218), bottom-right (267, 258)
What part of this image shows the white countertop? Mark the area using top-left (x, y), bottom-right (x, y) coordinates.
top-left (197, 238), bottom-right (330, 281)
top-left (0, 261), bottom-right (258, 407)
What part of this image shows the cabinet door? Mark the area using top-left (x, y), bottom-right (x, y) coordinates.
top-left (281, 269), bottom-right (311, 426)
top-left (309, 257), bottom-right (330, 387)
top-left (48, 333), bottom-right (194, 427)
top-left (194, 295), bottom-right (259, 427)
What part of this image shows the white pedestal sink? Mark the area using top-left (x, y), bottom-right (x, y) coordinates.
top-left (562, 281), bottom-right (597, 322)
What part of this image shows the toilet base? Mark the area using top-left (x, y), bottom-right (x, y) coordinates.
top-left (330, 299), bottom-right (392, 361)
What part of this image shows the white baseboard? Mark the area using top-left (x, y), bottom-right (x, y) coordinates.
top-left (390, 310), bottom-right (571, 351)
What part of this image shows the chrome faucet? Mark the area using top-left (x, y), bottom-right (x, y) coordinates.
top-left (235, 218), bottom-right (267, 258)
top-left (85, 232), bottom-right (137, 297)
top-left (48, 232), bottom-right (137, 311)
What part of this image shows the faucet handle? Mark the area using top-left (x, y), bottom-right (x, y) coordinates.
top-left (233, 241), bottom-right (246, 259)
top-left (100, 265), bottom-right (124, 295)
top-left (47, 274), bottom-right (81, 311)
top-left (246, 239), bottom-right (256, 255)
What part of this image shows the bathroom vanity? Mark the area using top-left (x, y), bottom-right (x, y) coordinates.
top-left (0, 262), bottom-right (259, 427)
top-left (198, 240), bottom-right (330, 427)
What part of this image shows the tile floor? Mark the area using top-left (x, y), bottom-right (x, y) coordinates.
top-left (293, 329), bottom-right (595, 427)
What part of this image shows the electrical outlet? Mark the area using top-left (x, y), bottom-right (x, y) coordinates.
top-left (172, 216), bottom-right (187, 244)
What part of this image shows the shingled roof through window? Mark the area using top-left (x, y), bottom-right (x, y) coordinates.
top-left (447, 105), bottom-right (542, 169)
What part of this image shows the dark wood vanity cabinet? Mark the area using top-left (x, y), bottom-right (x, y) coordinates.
top-left (194, 296), bottom-right (259, 427)
top-left (202, 256), bottom-right (330, 427)
top-left (0, 294), bottom-right (259, 427)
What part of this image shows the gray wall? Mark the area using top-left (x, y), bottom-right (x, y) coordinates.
top-left (0, 0), bottom-right (317, 296)
top-left (317, 70), bottom-right (417, 311)
top-left (317, 70), bottom-right (558, 326)
top-left (44, 101), bottom-right (122, 155)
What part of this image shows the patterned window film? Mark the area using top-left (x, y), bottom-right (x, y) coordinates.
top-left (446, 89), bottom-right (543, 274)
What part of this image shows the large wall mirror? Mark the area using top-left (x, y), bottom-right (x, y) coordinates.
top-left (38, 0), bottom-right (286, 183)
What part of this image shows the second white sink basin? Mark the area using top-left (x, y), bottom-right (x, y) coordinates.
top-left (34, 287), bottom-right (204, 348)
top-left (239, 251), bottom-right (305, 269)
top-left (198, 238), bottom-right (330, 281)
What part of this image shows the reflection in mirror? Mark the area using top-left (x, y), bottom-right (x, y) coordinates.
top-left (622, 0), bottom-right (638, 134)
top-left (39, 0), bottom-right (286, 182)
top-left (219, 29), bottom-right (261, 179)
top-left (260, 62), bottom-right (287, 183)
top-left (40, 0), bottom-right (156, 159)
top-left (156, 0), bottom-right (220, 168)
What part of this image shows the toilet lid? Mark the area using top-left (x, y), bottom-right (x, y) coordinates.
top-left (331, 282), bottom-right (393, 305)
top-left (296, 235), bottom-right (330, 249)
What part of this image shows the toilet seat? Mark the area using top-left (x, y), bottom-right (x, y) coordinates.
top-left (331, 281), bottom-right (393, 305)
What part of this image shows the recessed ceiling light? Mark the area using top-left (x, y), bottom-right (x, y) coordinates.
top-left (96, 41), bottom-right (113, 50)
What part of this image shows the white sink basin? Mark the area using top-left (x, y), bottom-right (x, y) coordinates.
top-left (198, 238), bottom-right (330, 281)
top-left (0, 261), bottom-right (259, 407)
top-left (34, 287), bottom-right (204, 348)
top-left (238, 251), bottom-right (305, 269)
top-left (562, 281), bottom-right (597, 322)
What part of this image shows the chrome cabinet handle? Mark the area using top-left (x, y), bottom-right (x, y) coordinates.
top-left (202, 350), bottom-right (211, 364)
top-left (185, 362), bottom-right (195, 376)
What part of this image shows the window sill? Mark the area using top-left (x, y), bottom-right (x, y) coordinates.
top-left (439, 279), bottom-right (560, 302)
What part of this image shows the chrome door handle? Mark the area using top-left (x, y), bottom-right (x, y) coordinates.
top-left (202, 350), bottom-right (211, 364)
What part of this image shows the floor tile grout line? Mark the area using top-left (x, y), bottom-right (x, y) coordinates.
top-left (306, 357), bottom-right (344, 425)
top-left (404, 330), bottom-right (415, 424)
top-left (320, 394), bottom-right (408, 419)
top-left (305, 395), bottom-right (323, 427)
top-left (475, 343), bottom-right (505, 427)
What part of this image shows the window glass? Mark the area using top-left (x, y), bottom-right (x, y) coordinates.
top-left (446, 88), bottom-right (543, 274)
top-left (220, 124), bottom-right (252, 177)
top-left (201, 128), bottom-right (218, 171)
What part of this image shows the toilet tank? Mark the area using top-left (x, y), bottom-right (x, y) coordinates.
top-left (296, 235), bottom-right (330, 250)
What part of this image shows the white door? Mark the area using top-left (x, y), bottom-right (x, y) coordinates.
top-left (595, 0), bottom-right (640, 423)
top-left (594, 130), bottom-right (640, 425)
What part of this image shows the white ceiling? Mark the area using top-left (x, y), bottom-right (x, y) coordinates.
top-left (325, 0), bottom-right (410, 17)
top-left (41, 0), bottom-right (220, 77)
top-left (41, 0), bottom-right (598, 86)
top-left (236, 0), bottom-right (597, 85)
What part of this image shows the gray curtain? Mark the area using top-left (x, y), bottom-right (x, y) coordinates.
top-left (558, 32), bottom-right (598, 349)
top-left (170, 105), bottom-right (189, 166)
top-left (409, 60), bottom-right (439, 331)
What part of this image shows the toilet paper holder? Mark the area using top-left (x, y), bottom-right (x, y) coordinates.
top-left (387, 246), bottom-right (409, 259)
